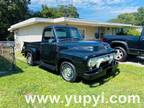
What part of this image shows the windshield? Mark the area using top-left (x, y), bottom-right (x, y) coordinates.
top-left (55, 27), bottom-right (82, 40)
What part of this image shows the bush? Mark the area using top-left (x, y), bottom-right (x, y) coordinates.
top-left (127, 28), bottom-right (141, 36)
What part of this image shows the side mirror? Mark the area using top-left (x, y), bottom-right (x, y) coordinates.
top-left (48, 39), bottom-right (56, 43)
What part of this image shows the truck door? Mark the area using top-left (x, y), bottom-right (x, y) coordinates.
top-left (40, 28), bottom-right (57, 65)
top-left (139, 28), bottom-right (144, 55)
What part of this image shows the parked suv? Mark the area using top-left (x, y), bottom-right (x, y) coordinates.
top-left (22, 25), bottom-right (118, 82)
top-left (102, 28), bottom-right (144, 61)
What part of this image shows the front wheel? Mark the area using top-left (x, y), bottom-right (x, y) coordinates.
top-left (60, 61), bottom-right (77, 82)
top-left (115, 47), bottom-right (127, 62)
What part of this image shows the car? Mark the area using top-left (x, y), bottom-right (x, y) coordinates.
top-left (22, 25), bottom-right (118, 82)
top-left (101, 28), bottom-right (144, 62)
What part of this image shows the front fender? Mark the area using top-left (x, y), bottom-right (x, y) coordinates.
top-left (58, 50), bottom-right (88, 75)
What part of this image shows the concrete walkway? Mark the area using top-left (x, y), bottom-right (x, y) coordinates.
top-left (120, 62), bottom-right (144, 67)
top-left (119, 56), bottom-right (144, 67)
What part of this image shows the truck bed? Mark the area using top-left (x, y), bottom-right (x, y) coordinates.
top-left (24, 42), bottom-right (41, 48)
top-left (22, 42), bottom-right (41, 55)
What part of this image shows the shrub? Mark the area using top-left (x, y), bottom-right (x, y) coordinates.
top-left (126, 28), bottom-right (141, 36)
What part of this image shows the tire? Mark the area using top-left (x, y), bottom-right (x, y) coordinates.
top-left (60, 61), bottom-right (77, 82)
top-left (27, 52), bottom-right (34, 66)
top-left (115, 47), bottom-right (127, 62)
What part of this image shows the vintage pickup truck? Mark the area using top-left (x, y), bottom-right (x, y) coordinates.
top-left (22, 25), bottom-right (117, 82)
top-left (102, 28), bottom-right (144, 61)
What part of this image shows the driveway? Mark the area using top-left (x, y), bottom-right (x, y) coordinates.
top-left (120, 56), bottom-right (144, 67)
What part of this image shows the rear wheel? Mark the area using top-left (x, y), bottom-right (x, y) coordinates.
top-left (115, 47), bottom-right (127, 62)
top-left (27, 52), bottom-right (34, 65)
top-left (60, 61), bottom-right (77, 82)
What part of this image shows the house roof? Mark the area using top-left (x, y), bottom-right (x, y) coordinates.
top-left (8, 17), bottom-right (140, 32)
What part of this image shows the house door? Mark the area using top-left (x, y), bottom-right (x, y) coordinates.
top-left (95, 27), bottom-right (105, 39)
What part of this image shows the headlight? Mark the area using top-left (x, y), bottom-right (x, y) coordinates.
top-left (88, 53), bottom-right (115, 68)
top-left (88, 58), bottom-right (98, 68)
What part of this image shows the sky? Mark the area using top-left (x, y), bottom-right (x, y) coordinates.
top-left (29, 0), bottom-right (144, 22)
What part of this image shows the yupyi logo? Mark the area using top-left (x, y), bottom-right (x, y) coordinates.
top-left (24, 92), bottom-right (141, 107)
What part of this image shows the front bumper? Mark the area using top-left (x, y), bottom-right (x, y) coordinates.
top-left (82, 61), bottom-right (118, 80)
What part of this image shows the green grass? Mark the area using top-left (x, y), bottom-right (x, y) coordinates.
top-left (0, 53), bottom-right (144, 108)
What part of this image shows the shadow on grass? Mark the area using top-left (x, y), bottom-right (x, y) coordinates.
top-left (39, 65), bottom-right (60, 75)
top-left (127, 55), bottom-right (144, 64)
top-left (81, 68), bottom-right (120, 88)
top-left (39, 63), bottom-right (120, 87)
top-left (0, 55), bottom-right (23, 77)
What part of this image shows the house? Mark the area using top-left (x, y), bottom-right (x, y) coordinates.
top-left (8, 17), bottom-right (139, 50)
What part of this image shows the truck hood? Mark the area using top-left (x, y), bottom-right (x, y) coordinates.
top-left (58, 40), bottom-right (114, 58)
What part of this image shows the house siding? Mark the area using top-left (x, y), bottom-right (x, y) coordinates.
top-left (69, 25), bottom-right (97, 40)
top-left (14, 23), bottom-right (50, 50)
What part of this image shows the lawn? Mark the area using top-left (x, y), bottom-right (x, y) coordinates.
top-left (0, 53), bottom-right (144, 108)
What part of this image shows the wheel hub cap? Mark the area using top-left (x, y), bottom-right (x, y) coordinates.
top-left (64, 67), bottom-right (72, 77)
top-left (115, 49), bottom-right (123, 60)
top-left (62, 64), bottom-right (73, 80)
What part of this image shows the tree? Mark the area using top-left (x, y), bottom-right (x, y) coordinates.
top-left (127, 28), bottom-right (141, 36)
top-left (110, 13), bottom-right (137, 24)
top-left (0, 0), bottom-right (31, 40)
top-left (136, 7), bottom-right (144, 25)
top-left (39, 5), bottom-right (79, 18)
top-left (39, 5), bottom-right (60, 18)
top-left (58, 5), bottom-right (79, 18)
top-left (110, 7), bottom-right (144, 26)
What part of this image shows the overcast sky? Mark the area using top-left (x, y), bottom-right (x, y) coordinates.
top-left (29, 0), bottom-right (144, 22)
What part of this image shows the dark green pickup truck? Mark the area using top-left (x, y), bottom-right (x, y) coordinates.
top-left (22, 25), bottom-right (118, 82)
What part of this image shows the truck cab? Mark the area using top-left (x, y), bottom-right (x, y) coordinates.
top-left (40, 26), bottom-right (82, 66)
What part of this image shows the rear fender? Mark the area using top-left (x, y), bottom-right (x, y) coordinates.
top-left (25, 48), bottom-right (38, 61)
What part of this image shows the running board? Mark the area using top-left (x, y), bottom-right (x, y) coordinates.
top-left (39, 61), bottom-right (56, 71)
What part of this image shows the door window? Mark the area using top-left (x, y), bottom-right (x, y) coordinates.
top-left (43, 28), bottom-right (55, 42)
